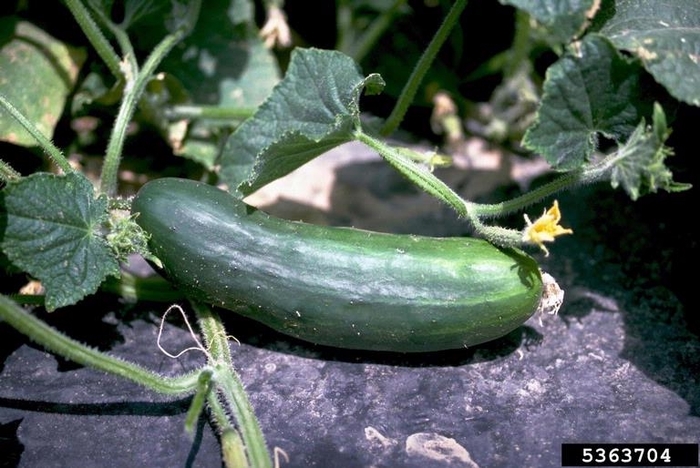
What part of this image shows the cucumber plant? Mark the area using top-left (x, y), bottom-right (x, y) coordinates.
top-left (0, 0), bottom-right (696, 466)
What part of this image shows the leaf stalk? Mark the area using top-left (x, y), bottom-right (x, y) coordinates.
top-left (99, 1), bottom-right (202, 196)
top-left (64, 0), bottom-right (122, 79)
top-left (0, 93), bottom-right (73, 174)
top-left (192, 301), bottom-right (273, 468)
top-left (0, 295), bottom-right (200, 395)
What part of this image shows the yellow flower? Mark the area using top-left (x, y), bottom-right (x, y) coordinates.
top-left (522, 200), bottom-right (573, 256)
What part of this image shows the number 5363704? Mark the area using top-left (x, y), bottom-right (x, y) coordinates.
top-left (581, 447), bottom-right (671, 464)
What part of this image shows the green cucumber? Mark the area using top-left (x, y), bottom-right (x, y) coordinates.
top-left (132, 177), bottom-right (543, 352)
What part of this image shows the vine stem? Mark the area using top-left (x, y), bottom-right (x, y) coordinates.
top-left (380, 0), bottom-right (468, 136)
top-left (99, 0), bottom-right (202, 196)
top-left (467, 151), bottom-right (621, 219)
top-left (100, 271), bottom-right (185, 303)
top-left (341, 0), bottom-right (408, 63)
top-left (64, 0), bottom-right (122, 79)
top-left (82, 0), bottom-right (138, 73)
top-left (355, 130), bottom-right (468, 217)
top-left (0, 159), bottom-right (21, 182)
top-left (503, 10), bottom-right (533, 79)
top-left (192, 302), bottom-right (273, 468)
top-left (164, 105), bottom-right (256, 121)
top-left (0, 295), bottom-right (200, 395)
top-left (463, 153), bottom-right (619, 246)
top-left (357, 128), bottom-right (618, 247)
top-left (0, 93), bottom-right (73, 174)
top-left (184, 369), bottom-right (213, 434)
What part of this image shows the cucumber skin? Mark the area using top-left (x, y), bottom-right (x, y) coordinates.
top-left (132, 178), bottom-right (543, 353)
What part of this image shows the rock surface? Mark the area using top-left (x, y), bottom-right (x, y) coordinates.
top-left (1, 141), bottom-right (698, 468)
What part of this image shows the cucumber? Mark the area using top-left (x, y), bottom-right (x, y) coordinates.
top-left (132, 178), bottom-right (543, 353)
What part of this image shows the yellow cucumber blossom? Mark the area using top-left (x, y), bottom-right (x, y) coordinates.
top-left (522, 200), bottom-right (573, 256)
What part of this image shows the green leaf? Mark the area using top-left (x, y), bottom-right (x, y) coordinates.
top-left (499, 0), bottom-right (596, 44)
top-left (173, 126), bottom-right (222, 171)
top-left (218, 47), bottom-right (385, 195)
top-left (595, 0), bottom-right (700, 107)
top-left (610, 103), bottom-right (691, 200)
top-left (523, 34), bottom-right (653, 170)
top-left (155, 0), bottom-right (279, 168)
top-left (0, 173), bottom-right (120, 311)
top-left (0, 18), bottom-right (86, 147)
top-left (161, 0), bottom-right (279, 109)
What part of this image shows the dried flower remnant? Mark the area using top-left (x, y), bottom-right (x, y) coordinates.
top-left (260, 5), bottom-right (292, 49)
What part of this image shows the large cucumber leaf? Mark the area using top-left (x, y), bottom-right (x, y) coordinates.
top-left (131, 0), bottom-right (281, 170)
top-left (523, 34), bottom-right (653, 170)
top-left (499, 0), bottom-right (597, 44)
top-left (161, 0), bottom-right (279, 109)
top-left (0, 18), bottom-right (85, 147)
top-left (0, 173), bottom-right (119, 311)
top-left (595, 0), bottom-right (700, 107)
top-left (218, 48), bottom-right (384, 197)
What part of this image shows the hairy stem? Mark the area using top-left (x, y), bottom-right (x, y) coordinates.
top-left (99, 1), bottom-right (201, 196)
top-left (503, 10), bottom-right (532, 79)
top-left (164, 105), bottom-right (256, 121)
top-left (468, 152), bottom-right (619, 219)
top-left (100, 271), bottom-right (184, 303)
top-left (0, 159), bottom-right (21, 182)
top-left (0, 94), bottom-right (73, 174)
top-left (64, 0), bottom-right (122, 78)
top-left (193, 302), bottom-right (273, 468)
top-left (356, 130), bottom-right (468, 217)
top-left (380, 0), bottom-right (468, 136)
top-left (0, 295), bottom-right (200, 395)
top-left (184, 369), bottom-right (214, 435)
top-left (83, 0), bottom-right (138, 73)
top-left (357, 127), bottom-right (618, 248)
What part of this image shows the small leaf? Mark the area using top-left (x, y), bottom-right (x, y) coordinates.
top-left (523, 34), bottom-right (653, 170)
top-left (595, 0), bottom-right (700, 107)
top-left (0, 18), bottom-right (85, 147)
top-left (500, 0), bottom-right (597, 44)
top-left (610, 103), bottom-right (691, 200)
top-left (218, 48), bottom-right (385, 195)
top-left (0, 173), bottom-right (120, 310)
